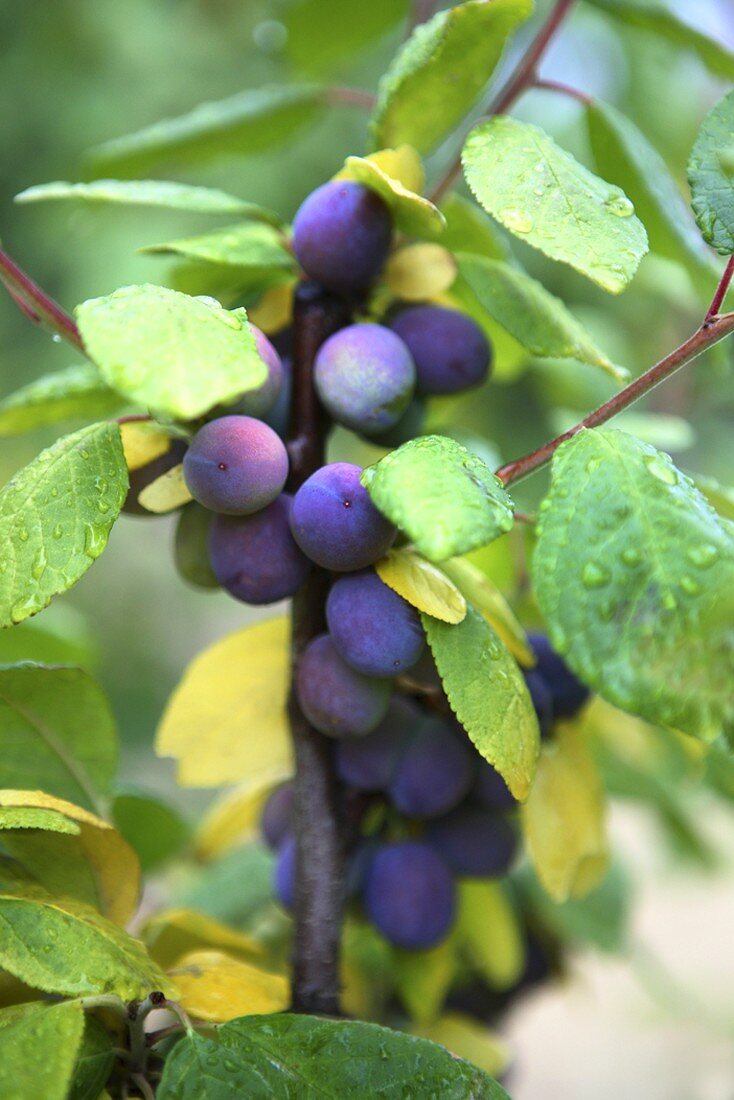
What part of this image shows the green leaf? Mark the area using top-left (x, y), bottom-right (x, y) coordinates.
top-left (0, 887), bottom-right (175, 999)
top-left (142, 222), bottom-right (295, 281)
top-left (422, 606), bottom-right (539, 799)
top-left (518, 861), bottom-right (630, 952)
top-left (440, 193), bottom-right (511, 261)
top-left (177, 844), bottom-right (275, 927)
top-left (338, 154), bottom-right (445, 240)
top-left (0, 1000), bottom-right (84, 1100)
top-left (0, 664), bottom-right (116, 812)
top-left (76, 285), bottom-right (266, 420)
top-left (285, 0), bottom-right (409, 76)
top-left (111, 788), bottom-right (189, 871)
top-left (0, 422), bottom-right (128, 628)
top-left (0, 365), bottom-right (123, 437)
top-left (361, 436), bottom-right (514, 562)
top-left (372, 0), bottom-right (533, 155)
top-left (157, 1013), bottom-right (509, 1099)
top-left (532, 429), bottom-right (734, 741)
top-left (587, 99), bottom-right (717, 286)
top-left (455, 880), bottom-right (524, 990)
top-left (688, 88), bottom-right (734, 256)
top-left (393, 940), bottom-right (457, 1025)
top-left (585, 0), bottom-right (734, 80)
top-left (69, 1015), bottom-right (115, 1100)
top-left (690, 473), bottom-right (734, 522)
top-left (457, 252), bottom-right (624, 380)
top-left (15, 179), bottom-right (281, 223)
top-left (86, 85), bottom-right (325, 177)
top-left (462, 117), bottom-right (648, 293)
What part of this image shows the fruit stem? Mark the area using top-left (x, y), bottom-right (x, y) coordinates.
top-left (0, 246), bottom-right (85, 351)
top-left (287, 281), bottom-right (351, 1015)
top-left (496, 309), bottom-right (734, 487)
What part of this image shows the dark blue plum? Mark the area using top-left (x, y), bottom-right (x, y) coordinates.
top-left (426, 807), bottom-right (518, 877)
top-left (260, 782), bottom-right (294, 851)
top-left (174, 502), bottom-right (219, 589)
top-left (473, 761), bottom-right (517, 812)
top-left (528, 632), bottom-right (591, 719)
top-left (273, 834), bottom-right (296, 911)
top-left (363, 841), bottom-right (456, 950)
top-left (208, 493), bottom-right (310, 605)
top-left (390, 305), bottom-right (491, 395)
top-left (524, 668), bottom-right (553, 739)
top-left (336, 696), bottom-right (421, 791)
top-left (229, 325), bottom-right (284, 418)
top-left (292, 180), bottom-right (392, 295)
top-left (326, 569), bottom-right (424, 677)
top-left (263, 355), bottom-right (292, 438)
top-left (297, 633), bottom-right (392, 739)
top-left (290, 462), bottom-right (396, 571)
top-left (314, 324), bottom-right (415, 435)
top-left (183, 415), bottom-right (288, 515)
top-left (123, 439), bottom-right (187, 516)
top-left (388, 716), bottom-right (475, 819)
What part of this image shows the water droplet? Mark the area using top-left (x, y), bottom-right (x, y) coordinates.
top-left (31, 549), bottom-right (47, 581)
top-left (50, 487), bottom-right (58, 498)
top-left (644, 454), bottom-right (677, 485)
top-left (79, 449), bottom-right (90, 460)
top-left (586, 456), bottom-right (603, 474)
top-left (52, 524), bottom-right (63, 540)
top-left (582, 561), bottom-right (611, 588)
top-left (679, 575), bottom-right (700, 596)
top-left (604, 192), bottom-right (634, 218)
top-left (94, 476), bottom-right (107, 494)
top-left (686, 544), bottom-right (719, 569)
top-left (17, 528), bottom-right (29, 543)
top-left (84, 523), bottom-right (107, 558)
top-left (621, 547), bottom-right (641, 567)
top-left (661, 591), bottom-right (677, 611)
top-left (51, 334), bottom-right (62, 344)
top-left (499, 207), bottom-right (533, 234)
top-left (10, 597), bottom-right (37, 624)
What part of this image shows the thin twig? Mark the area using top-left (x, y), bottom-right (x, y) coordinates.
top-left (532, 77), bottom-right (592, 105)
top-left (326, 86), bottom-right (377, 111)
top-left (704, 254), bottom-right (734, 323)
top-left (0, 248), bottom-right (84, 351)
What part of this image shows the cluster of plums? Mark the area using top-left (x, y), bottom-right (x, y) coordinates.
top-left (263, 633), bottom-right (589, 952)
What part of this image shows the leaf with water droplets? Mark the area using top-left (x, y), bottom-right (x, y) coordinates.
top-left (0, 422), bottom-right (128, 628)
top-left (533, 429), bottom-right (734, 741)
top-left (462, 117), bottom-right (648, 293)
top-left (361, 435), bottom-right (514, 563)
top-left (157, 1013), bottom-right (509, 1099)
top-left (687, 87), bottom-right (734, 255)
top-left (0, 1000), bottom-right (84, 1100)
top-left (422, 606), bottom-right (539, 799)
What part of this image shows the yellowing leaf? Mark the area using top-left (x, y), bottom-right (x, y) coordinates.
top-left (142, 908), bottom-right (265, 969)
top-left (455, 880), bottom-right (524, 991)
top-left (442, 557), bottom-right (534, 667)
top-left (119, 422), bottom-right (172, 471)
top-left (170, 949), bottom-right (288, 1022)
top-left (413, 1013), bottom-right (509, 1079)
top-left (521, 723), bottom-right (609, 902)
top-left (195, 773), bottom-right (291, 860)
top-left (137, 463), bottom-right (193, 513)
top-left (337, 148), bottom-right (445, 239)
top-left (0, 790), bottom-right (139, 926)
top-left (394, 939), bottom-right (457, 1025)
top-left (340, 920), bottom-right (394, 1022)
top-left (385, 244), bottom-right (457, 301)
top-left (248, 281), bottom-right (295, 334)
top-left (156, 617), bottom-right (293, 787)
top-left (376, 548), bottom-right (466, 624)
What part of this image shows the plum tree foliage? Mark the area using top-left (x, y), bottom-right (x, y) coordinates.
top-left (0, 0), bottom-right (733, 1096)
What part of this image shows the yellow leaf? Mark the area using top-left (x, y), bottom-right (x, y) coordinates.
top-left (376, 548), bottom-right (466, 624)
top-left (336, 148), bottom-right (445, 239)
top-left (455, 880), bottom-right (524, 991)
top-left (156, 617), bottom-right (293, 787)
top-left (248, 281), bottom-right (295, 334)
top-left (119, 422), bottom-right (172, 471)
top-left (195, 773), bottom-right (291, 860)
top-left (413, 1012), bottom-right (510, 1078)
top-left (385, 244), bottom-right (457, 301)
top-left (141, 908), bottom-right (265, 969)
top-left (442, 558), bottom-right (534, 667)
top-left (521, 723), bottom-right (609, 902)
top-left (170, 949), bottom-right (288, 1022)
top-left (137, 463), bottom-right (193, 513)
top-left (0, 790), bottom-right (139, 926)
top-left (393, 938), bottom-right (457, 1025)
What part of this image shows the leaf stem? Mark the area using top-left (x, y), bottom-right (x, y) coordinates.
top-left (286, 281), bottom-right (351, 1015)
top-left (496, 310), bottom-right (734, 486)
top-left (704, 254), bottom-right (734, 322)
top-left (326, 86), bottom-right (377, 111)
top-left (0, 247), bottom-right (84, 351)
top-left (532, 77), bottom-right (592, 106)
top-left (430, 0), bottom-right (577, 203)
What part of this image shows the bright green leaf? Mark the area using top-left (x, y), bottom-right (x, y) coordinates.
top-left (690, 473), bottom-right (734, 522)
top-left (286, 0), bottom-right (409, 76)
top-left (688, 88), bottom-right (734, 255)
top-left (361, 436), bottom-right (514, 562)
top-left (338, 152), bottom-right (445, 239)
top-left (462, 117), bottom-right (648, 293)
top-left (455, 880), bottom-right (525, 990)
top-left (142, 221), bottom-right (294, 273)
top-left (0, 422), bottom-right (128, 628)
top-left (0, 1000), bottom-right (84, 1100)
top-left (76, 285), bottom-right (266, 420)
top-left (372, 0), bottom-right (533, 154)
top-left (532, 429), bottom-right (734, 740)
top-left (111, 788), bottom-right (189, 871)
top-left (157, 1013), bottom-right (509, 1099)
top-left (0, 365), bottom-right (123, 437)
top-left (86, 85), bottom-right (325, 177)
top-left (0, 664), bottom-right (116, 812)
top-left (393, 939), bottom-right (457, 1025)
top-left (440, 193), bottom-right (511, 261)
top-left (422, 606), bottom-right (539, 799)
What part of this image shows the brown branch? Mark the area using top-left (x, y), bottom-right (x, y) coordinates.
top-left (704, 254), bottom-right (734, 322)
top-left (0, 248), bottom-right (84, 351)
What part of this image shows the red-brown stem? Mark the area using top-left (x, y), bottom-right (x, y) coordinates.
top-left (430, 0), bottom-right (577, 203)
top-left (704, 254), bottom-right (734, 322)
top-left (496, 311), bottom-right (734, 487)
top-left (406, 0), bottom-right (439, 37)
top-left (0, 248), bottom-right (84, 351)
top-left (532, 77), bottom-right (592, 106)
top-left (326, 86), bottom-right (377, 111)
top-left (286, 282), bottom-right (351, 1015)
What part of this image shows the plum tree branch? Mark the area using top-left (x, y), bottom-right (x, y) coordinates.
top-left (0, 247), bottom-right (84, 351)
top-left (286, 281), bottom-right (351, 1015)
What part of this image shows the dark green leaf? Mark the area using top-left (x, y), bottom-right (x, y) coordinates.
top-left (111, 788), bottom-right (188, 871)
top-left (518, 862), bottom-right (631, 952)
top-left (440, 193), bottom-right (511, 261)
top-left (69, 1015), bottom-right (115, 1100)
top-left (286, 0), bottom-right (409, 76)
top-left (688, 88), bottom-right (734, 255)
top-left (0, 365), bottom-right (123, 437)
